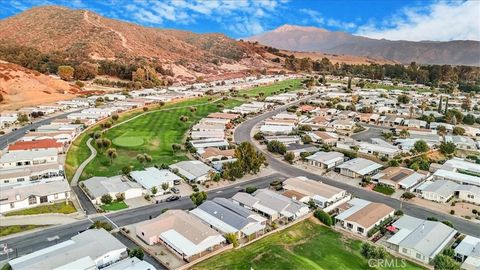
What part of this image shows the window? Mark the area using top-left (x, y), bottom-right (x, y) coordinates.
top-left (40, 196), bottom-right (48, 203)
top-left (28, 195), bottom-right (37, 205)
top-left (10, 202), bottom-right (14, 209)
top-left (4, 180), bottom-right (9, 184)
top-left (402, 248), bottom-right (408, 254)
top-left (357, 227), bottom-right (364, 233)
top-left (347, 223), bottom-right (353, 229)
top-left (17, 178), bottom-right (24, 182)
top-left (416, 253), bottom-right (422, 260)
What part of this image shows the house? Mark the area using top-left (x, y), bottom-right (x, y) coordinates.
top-left (386, 215), bottom-right (457, 264)
top-left (431, 158), bottom-right (480, 187)
top-left (404, 119), bottom-right (427, 129)
top-left (260, 124), bottom-right (294, 135)
top-left (9, 229), bottom-right (132, 270)
top-left (0, 149), bottom-right (58, 169)
top-left (357, 141), bottom-right (400, 158)
top-left (372, 167), bottom-right (426, 190)
top-left (454, 235), bottom-right (480, 269)
top-left (330, 119), bottom-right (355, 131)
top-left (335, 198), bottom-right (394, 237)
top-left (282, 176), bottom-right (351, 211)
top-left (21, 131), bottom-right (74, 143)
top-left (7, 139), bottom-right (65, 154)
top-left (264, 135), bottom-right (301, 145)
top-left (190, 198), bottom-right (267, 239)
top-left (307, 131), bottom-right (339, 144)
top-left (445, 135), bottom-right (477, 150)
top-left (200, 147), bottom-right (235, 162)
top-left (130, 167), bottom-right (181, 193)
top-left (0, 163), bottom-right (64, 186)
top-left (169, 160), bottom-right (214, 183)
top-left (420, 180), bottom-right (459, 203)
top-left (192, 124), bottom-right (225, 132)
top-left (191, 130), bottom-right (225, 140)
top-left (455, 185), bottom-right (480, 205)
top-left (199, 118), bottom-right (231, 126)
top-left (231, 189), bottom-right (309, 221)
top-left (135, 210), bottom-right (225, 261)
top-left (82, 176), bottom-right (143, 204)
top-left (336, 158), bottom-right (383, 178)
top-left (189, 138), bottom-right (229, 151)
top-left (306, 151), bottom-right (344, 169)
top-left (0, 180), bottom-right (71, 214)
top-left (285, 144), bottom-right (318, 159)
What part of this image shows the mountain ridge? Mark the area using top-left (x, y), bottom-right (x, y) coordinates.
top-left (247, 25), bottom-right (480, 66)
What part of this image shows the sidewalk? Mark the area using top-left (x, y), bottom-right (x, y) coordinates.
top-left (0, 213), bottom-right (83, 226)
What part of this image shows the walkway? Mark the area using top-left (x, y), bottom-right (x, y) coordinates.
top-left (71, 138), bottom-right (97, 187)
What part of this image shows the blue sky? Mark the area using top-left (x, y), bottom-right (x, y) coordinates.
top-left (1, 0), bottom-right (478, 41)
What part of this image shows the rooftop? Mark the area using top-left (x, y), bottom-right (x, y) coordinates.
top-left (336, 158), bottom-right (383, 175)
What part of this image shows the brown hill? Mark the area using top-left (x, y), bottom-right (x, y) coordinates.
top-left (247, 24), bottom-right (480, 66)
top-left (0, 61), bottom-right (77, 110)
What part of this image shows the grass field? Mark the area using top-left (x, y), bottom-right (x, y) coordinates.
top-left (100, 201), bottom-right (128, 211)
top-left (67, 79), bottom-right (302, 181)
top-left (193, 219), bottom-right (424, 270)
top-left (0, 225), bottom-right (48, 237)
top-left (4, 202), bottom-right (76, 216)
top-left (373, 184), bottom-right (396, 195)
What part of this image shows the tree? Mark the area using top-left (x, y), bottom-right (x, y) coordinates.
top-left (414, 140), bottom-right (429, 153)
top-left (284, 152), bottom-right (295, 164)
top-left (111, 113), bottom-right (119, 121)
top-left (382, 132), bottom-right (393, 142)
top-left (313, 210), bottom-right (333, 226)
top-left (452, 126), bottom-right (465, 135)
top-left (234, 142), bottom-right (266, 175)
top-left (106, 148), bottom-right (117, 164)
top-left (161, 183), bottom-right (169, 192)
top-left (245, 186), bottom-right (257, 194)
top-left (151, 186), bottom-right (158, 195)
top-left (128, 248), bottom-right (144, 260)
top-left (143, 107), bottom-right (148, 112)
top-left (17, 113), bottom-right (29, 123)
top-left (224, 233), bottom-right (239, 248)
top-left (463, 114), bottom-right (475, 125)
top-left (397, 94), bottom-right (411, 104)
top-left (440, 142), bottom-right (457, 155)
top-left (401, 192), bottom-right (415, 200)
top-left (136, 154), bottom-right (146, 165)
top-left (91, 220), bottom-right (113, 231)
top-left (101, 194), bottom-right (113, 204)
top-left (461, 96), bottom-right (472, 111)
top-left (433, 254), bottom-right (460, 270)
top-left (190, 191), bottom-right (207, 206)
top-left (57, 65), bottom-right (74, 81)
top-left (419, 101), bottom-right (428, 115)
top-left (267, 140), bottom-right (287, 155)
top-left (172, 143), bottom-right (182, 152)
top-left (74, 62), bottom-right (98, 80)
top-left (437, 125), bottom-right (447, 136)
top-left (102, 138), bottom-right (111, 149)
top-left (144, 154), bottom-right (152, 163)
top-left (399, 129), bottom-right (410, 139)
top-left (122, 165), bottom-right (132, 175)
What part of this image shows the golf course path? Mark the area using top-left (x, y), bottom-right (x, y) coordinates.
top-left (71, 138), bottom-right (97, 186)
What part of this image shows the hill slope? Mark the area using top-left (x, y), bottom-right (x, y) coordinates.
top-left (247, 25), bottom-right (480, 66)
top-left (0, 61), bottom-right (77, 110)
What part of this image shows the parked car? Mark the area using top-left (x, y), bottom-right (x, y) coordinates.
top-left (166, 195), bottom-right (180, 202)
top-left (174, 179), bottom-right (181, 185)
top-left (171, 187), bottom-right (180, 194)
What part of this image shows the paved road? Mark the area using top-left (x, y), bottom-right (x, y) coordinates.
top-left (72, 186), bottom-right (97, 215)
top-left (233, 99), bottom-right (480, 237)
top-left (0, 173), bottom-right (284, 262)
top-left (0, 109), bottom-right (82, 150)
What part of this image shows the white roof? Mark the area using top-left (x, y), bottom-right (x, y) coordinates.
top-left (169, 161), bottom-right (213, 181)
top-left (434, 169), bottom-right (480, 187)
top-left (335, 198), bottom-right (370, 221)
top-left (455, 236), bottom-right (480, 257)
top-left (306, 151), bottom-right (344, 165)
top-left (130, 167), bottom-right (181, 189)
top-left (0, 149), bottom-right (57, 163)
top-left (83, 176), bottom-right (141, 199)
top-left (337, 158), bottom-right (383, 175)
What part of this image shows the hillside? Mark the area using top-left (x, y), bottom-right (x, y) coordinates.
top-left (247, 25), bottom-right (480, 66)
top-left (0, 61), bottom-right (77, 110)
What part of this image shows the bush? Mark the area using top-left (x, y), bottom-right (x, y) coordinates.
top-left (394, 210), bottom-right (404, 216)
top-left (128, 248), bottom-right (144, 260)
top-left (442, 220), bottom-right (454, 228)
top-left (284, 152), bottom-right (295, 164)
top-left (361, 243), bottom-right (387, 259)
top-left (313, 210), bottom-right (333, 226)
top-left (267, 140), bottom-right (287, 155)
top-left (224, 233), bottom-right (239, 248)
top-left (433, 254), bottom-right (460, 270)
top-left (245, 186), bottom-right (258, 194)
top-left (101, 194), bottom-right (113, 204)
top-left (450, 210), bottom-right (455, 215)
top-left (401, 192), bottom-right (415, 200)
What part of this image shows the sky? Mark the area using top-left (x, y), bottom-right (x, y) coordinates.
top-left (0, 0), bottom-right (479, 41)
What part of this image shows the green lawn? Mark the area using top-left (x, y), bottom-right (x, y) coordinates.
top-left (67, 79), bottom-right (301, 181)
top-left (0, 225), bottom-right (48, 237)
top-left (4, 202), bottom-right (76, 216)
top-left (373, 184), bottom-right (396, 196)
top-left (193, 219), bottom-right (424, 270)
top-left (100, 201), bottom-right (128, 211)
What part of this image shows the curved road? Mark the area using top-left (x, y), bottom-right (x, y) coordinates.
top-left (71, 138), bottom-right (97, 186)
top-left (233, 99), bottom-right (480, 237)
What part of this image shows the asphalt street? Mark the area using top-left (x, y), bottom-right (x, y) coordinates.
top-left (233, 98), bottom-right (480, 237)
top-left (0, 173), bottom-right (284, 261)
top-left (0, 109), bottom-right (83, 150)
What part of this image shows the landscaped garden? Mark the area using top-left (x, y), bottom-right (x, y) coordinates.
top-left (66, 79), bottom-right (302, 182)
top-left (193, 218), bottom-right (424, 270)
top-left (4, 202), bottom-right (76, 216)
top-left (373, 184), bottom-right (396, 195)
top-left (100, 201), bottom-right (128, 211)
top-left (0, 225), bottom-right (48, 237)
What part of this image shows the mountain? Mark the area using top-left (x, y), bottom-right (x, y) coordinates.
top-left (0, 61), bottom-right (77, 110)
top-left (247, 25), bottom-right (480, 66)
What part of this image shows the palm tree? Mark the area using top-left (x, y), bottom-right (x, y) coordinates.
top-left (399, 129), bottom-right (410, 139)
top-left (409, 106), bottom-right (415, 119)
top-left (107, 148), bottom-right (117, 164)
top-left (136, 154), bottom-right (146, 166)
top-left (418, 101), bottom-right (428, 115)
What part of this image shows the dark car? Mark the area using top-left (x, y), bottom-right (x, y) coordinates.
top-left (166, 195), bottom-right (180, 202)
top-left (174, 179), bottom-right (181, 185)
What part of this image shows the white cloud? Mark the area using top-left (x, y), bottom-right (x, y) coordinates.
top-left (356, 0), bottom-right (480, 41)
top-left (299, 8), bottom-right (356, 30)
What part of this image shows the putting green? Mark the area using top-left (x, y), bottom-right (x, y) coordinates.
top-left (112, 136), bottom-right (144, 147)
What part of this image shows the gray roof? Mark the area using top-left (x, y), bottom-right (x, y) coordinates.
top-left (423, 180), bottom-right (459, 198)
top-left (83, 175), bottom-right (141, 199)
top-left (9, 229), bottom-right (126, 270)
top-left (390, 215), bottom-right (457, 258)
top-left (169, 160), bottom-right (213, 180)
top-left (336, 158), bottom-right (383, 175)
top-left (196, 200), bottom-right (249, 230)
top-left (212, 197), bottom-right (253, 218)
